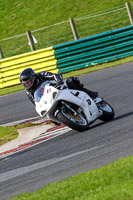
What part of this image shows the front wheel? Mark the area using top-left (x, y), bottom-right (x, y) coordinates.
top-left (56, 104), bottom-right (89, 132)
top-left (97, 100), bottom-right (115, 121)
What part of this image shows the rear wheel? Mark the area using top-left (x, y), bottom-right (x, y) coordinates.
top-left (98, 100), bottom-right (115, 121)
top-left (56, 104), bottom-right (89, 131)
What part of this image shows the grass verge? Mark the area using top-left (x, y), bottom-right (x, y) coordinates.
top-left (0, 85), bottom-right (24, 96)
top-left (10, 155), bottom-right (133, 200)
top-left (0, 0), bottom-right (129, 58)
top-left (0, 122), bottom-right (40, 146)
top-left (0, 126), bottom-right (19, 146)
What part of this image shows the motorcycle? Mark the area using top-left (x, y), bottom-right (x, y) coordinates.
top-left (34, 81), bottom-right (115, 131)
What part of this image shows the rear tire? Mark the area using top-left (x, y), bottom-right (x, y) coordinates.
top-left (98, 100), bottom-right (115, 121)
top-left (56, 104), bottom-right (89, 132)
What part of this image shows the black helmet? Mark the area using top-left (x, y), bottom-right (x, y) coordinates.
top-left (19, 68), bottom-right (36, 89)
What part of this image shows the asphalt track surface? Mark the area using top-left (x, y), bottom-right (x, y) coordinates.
top-left (0, 63), bottom-right (133, 199)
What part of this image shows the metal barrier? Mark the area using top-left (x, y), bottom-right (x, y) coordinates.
top-left (1, 25), bottom-right (133, 89)
top-left (54, 25), bottom-right (133, 73)
top-left (0, 47), bottom-right (57, 89)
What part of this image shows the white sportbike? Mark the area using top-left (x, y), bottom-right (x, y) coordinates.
top-left (34, 81), bottom-right (115, 131)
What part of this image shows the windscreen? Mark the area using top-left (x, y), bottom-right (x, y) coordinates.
top-left (34, 81), bottom-right (49, 102)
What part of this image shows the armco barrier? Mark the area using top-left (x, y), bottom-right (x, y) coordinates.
top-left (53, 25), bottom-right (133, 73)
top-left (0, 47), bottom-right (58, 89)
top-left (1, 25), bottom-right (133, 89)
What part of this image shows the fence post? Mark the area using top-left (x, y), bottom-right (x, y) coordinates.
top-left (69, 18), bottom-right (79, 40)
top-left (26, 30), bottom-right (35, 51)
top-left (0, 47), bottom-right (4, 59)
top-left (125, 2), bottom-right (133, 25)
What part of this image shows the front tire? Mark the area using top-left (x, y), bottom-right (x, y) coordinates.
top-left (56, 104), bottom-right (89, 131)
top-left (98, 100), bottom-right (115, 121)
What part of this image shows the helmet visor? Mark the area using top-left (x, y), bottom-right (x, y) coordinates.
top-left (23, 79), bottom-right (33, 89)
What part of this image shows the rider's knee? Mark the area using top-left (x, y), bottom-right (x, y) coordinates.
top-left (66, 77), bottom-right (84, 90)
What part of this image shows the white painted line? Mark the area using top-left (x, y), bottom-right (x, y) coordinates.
top-left (0, 116), bottom-right (40, 127)
top-left (38, 126), bottom-right (72, 138)
top-left (0, 145), bottom-right (104, 183)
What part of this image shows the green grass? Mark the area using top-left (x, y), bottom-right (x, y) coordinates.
top-left (0, 122), bottom-right (40, 145)
top-left (0, 0), bottom-right (128, 37)
top-left (0, 126), bottom-right (18, 145)
top-left (0, 85), bottom-right (24, 96)
top-left (10, 156), bottom-right (133, 200)
top-left (0, 0), bottom-right (130, 58)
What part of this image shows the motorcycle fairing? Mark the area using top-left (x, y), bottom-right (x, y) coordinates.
top-left (35, 85), bottom-right (101, 124)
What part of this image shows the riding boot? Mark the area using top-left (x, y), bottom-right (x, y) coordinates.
top-left (83, 88), bottom-right (98, 98)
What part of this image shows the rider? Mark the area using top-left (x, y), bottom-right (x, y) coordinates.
top-left (19, 68), bottom-right (98, 106)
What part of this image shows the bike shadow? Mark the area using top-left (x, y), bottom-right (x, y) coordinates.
top-left (90, 111), bottom-right (133, 130)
